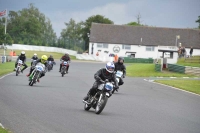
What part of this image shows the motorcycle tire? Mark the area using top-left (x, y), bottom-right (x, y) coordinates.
top-left (95, 95), bottom-right (108, 114)
top-left (16, 68), bottom-right (19, 76)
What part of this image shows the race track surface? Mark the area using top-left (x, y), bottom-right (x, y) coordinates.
top-left (0, 61), bottom-right (200, 133)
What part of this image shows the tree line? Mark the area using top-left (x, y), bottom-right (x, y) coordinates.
top-left (0, 4), bottom-right (199, 53)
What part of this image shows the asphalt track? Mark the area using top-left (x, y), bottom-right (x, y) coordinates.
top-left (0, 61), bottom-right (200, 133)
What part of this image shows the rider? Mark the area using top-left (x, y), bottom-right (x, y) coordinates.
top-left (114, 57), bottom-right (126, 86)
top-left (47, 55), bottom-right (55, 69)
top-left (26, 55), bottom-right (48, 82)
top-left (14, 51), bottom-right (28, 73)
top-left (31, 53), bottom-right (38, 66)
top-left (59, 53), bottom-right (70, 73)
top-left (83, 62), bottom-right (119, 103)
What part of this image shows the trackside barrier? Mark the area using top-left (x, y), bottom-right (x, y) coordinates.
top-left (124, 57), bottom-right (153, 63)
top-left (6, 44), bottom-right (77, 56)
top-left (168, 64), bottom-right (185, 74)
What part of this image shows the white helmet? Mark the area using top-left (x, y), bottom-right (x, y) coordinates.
top-left (21, 51), bottom-right (25, 56)
top-left (105, 62), bottom-right (115, 73)
top-left (34, 53), bottom-right (37, 56)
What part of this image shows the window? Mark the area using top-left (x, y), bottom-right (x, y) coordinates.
top-left (146, 46), bottom-right (155, 51)
top-left (97, 43), bottom-right (108, 48)
top-left (97, 44), bottom-right (102, 48)
top-left (122, 45), bottom-right (131, 50)
top-left (103, 43), bottom-right (108, 48)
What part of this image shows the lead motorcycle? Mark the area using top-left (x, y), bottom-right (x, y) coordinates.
top-left (29, 63), bottom-right (45, 86)
top-left (60, 60), bottom-right (69, 77)
top-left (112, 70), bottom-right (123, 93)
top-left (83, 80), bottom-right (113, 114)
top-left (16, 60), bottom-right (23, 76)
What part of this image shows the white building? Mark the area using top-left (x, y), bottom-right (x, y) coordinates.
top-left (88, 23), bottom-right (200, 63)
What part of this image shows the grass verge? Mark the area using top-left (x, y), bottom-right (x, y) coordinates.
top-left (126, 63), bottom-right (193, 77)
top-left (0, 62), bottom-right (31, 77)
top-left (0, 126), bottom-right (10, 133)
top-left (0, 49), bottom-right (76, 60)
top-left (155, 80), bottom-right (200, 95)
top-left (177, 57), bottom-right (200, 67)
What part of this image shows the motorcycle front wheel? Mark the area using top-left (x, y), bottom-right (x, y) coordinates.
top-left (16, 67), bottom-right (19, 76)
top-left (95, 95), bottom-right (108, 114)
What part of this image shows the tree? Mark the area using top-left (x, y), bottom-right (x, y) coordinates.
top-left (126, 22), bottom-right (142, 26)
top-left (196, 16), bottom-right (200, 29)
top-left (6, 3), bottom-right (57, 46)
top-left (82, 15), bottom-right (114, 50)
top-left (61, 18), bottom-right (84, 51)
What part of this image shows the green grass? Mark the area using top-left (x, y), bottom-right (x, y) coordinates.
top-left (155, 80), bottom-right (200, 95)
top-left (0, 126), bottom-right (10, 133)
top-left (0, 62), bottom-right (31, 77)
top-left (0, 49), bottom-right (76, 60)
top-left (126, 63), bottom-right (193, 77)
top-left (177, 57), bottom-right (200, 67)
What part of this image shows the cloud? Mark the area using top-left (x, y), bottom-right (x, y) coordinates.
top-left (49, 0), bottom-right (200, 37)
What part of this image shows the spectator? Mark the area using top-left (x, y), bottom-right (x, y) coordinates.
top-left (13, 51), bottom-right (16, 56)
top-left (190, 46), bottom-right (193, 57)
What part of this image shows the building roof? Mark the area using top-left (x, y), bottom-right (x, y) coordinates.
top-left (90, 23), bottom-right (200, 49)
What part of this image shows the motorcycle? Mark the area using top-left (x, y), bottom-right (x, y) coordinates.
top-left (47, 61), bottom-right (56, 72)
top-left (61, 61), bottom-right (69, 77)
top-left (16, 60), bottom-right (23, 76)
top-left (29, 63), bottom-right (45, 86)
top-left (31, 60), bottom-right (37, 66)
top-left (112, 70), bottom-right (123, 94)
top-left (83, 80), bottom-right (113, 114)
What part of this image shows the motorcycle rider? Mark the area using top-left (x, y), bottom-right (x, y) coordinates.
top-left (114, 57), bottom-right (126, 86)
top-left (26, 55), bottom-right (48, 82)
top-left (14, 51), bottom-right (28, 73)
top-left (59, 53), bottom-right (70, 73)
top-left (83, 62), bottom-right (119, 103)
top-left (31, 53), bottom-right (38, 66)
top-left (47, 55), bottom-right (55, 69)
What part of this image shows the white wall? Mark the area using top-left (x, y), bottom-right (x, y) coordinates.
top-left (89, 43), bottom-right (180, 59)
top-left (6, 44), bottom-right (77, 56)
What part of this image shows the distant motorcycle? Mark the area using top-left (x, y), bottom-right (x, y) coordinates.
top-left (112, 70), bottom-right (123, 93)
top-left (16, 60), bottom-right (23, 76)
top-left (29, 63), bottom-right (45, 86)
top-left (61, 60), bottom-right (69, 77)
top-left (47, 61), bottom-right (56, 72)
top-left (83, 80), bottom-right (113, 114)
top-left (31, 59), bottom-right (37, 66)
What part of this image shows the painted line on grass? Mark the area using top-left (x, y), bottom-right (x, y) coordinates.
top-left (144, 79), bottom-right (200, 97)
top-left (0, 123), bottom-right (4, 129)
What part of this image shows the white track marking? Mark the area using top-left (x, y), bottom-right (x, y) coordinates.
top-left (144, 79), bottom-right (200, 97)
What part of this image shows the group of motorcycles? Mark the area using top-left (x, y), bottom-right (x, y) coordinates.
top-left (83, 70), bottom-right (124, 114)
top-left (15, 59), bottom-right (69, 86)
top-left (15, 59), bottom-right (124, 115)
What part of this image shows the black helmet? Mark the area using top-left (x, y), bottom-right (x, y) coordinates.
top-left (118, 57), bottom-right (124, 63)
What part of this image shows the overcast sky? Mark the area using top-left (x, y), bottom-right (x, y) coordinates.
top-left (0, 0), bottom-right (200, 37)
